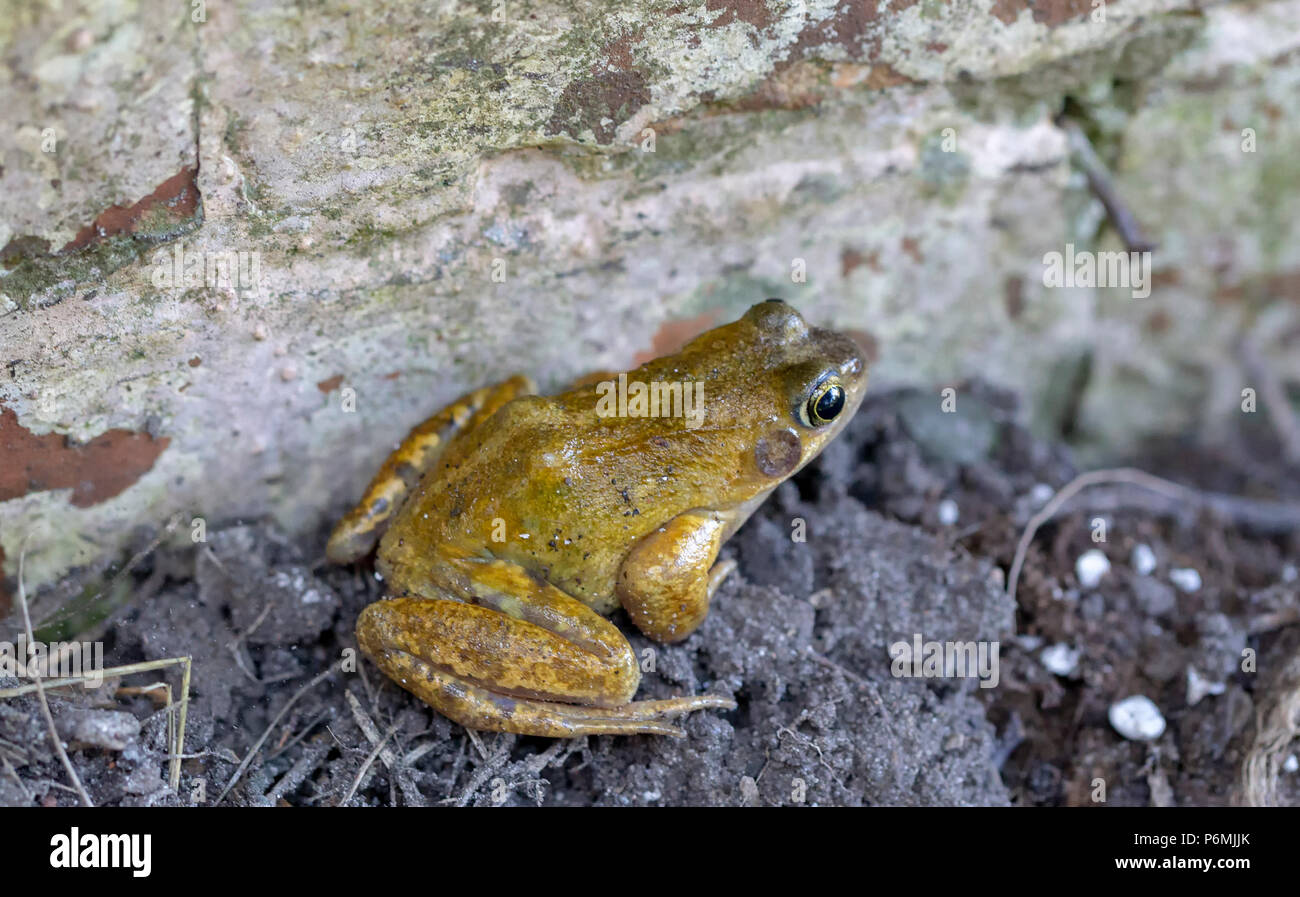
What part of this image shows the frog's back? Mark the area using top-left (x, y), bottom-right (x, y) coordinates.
top-left (382, 385), bottom-right (749, 611)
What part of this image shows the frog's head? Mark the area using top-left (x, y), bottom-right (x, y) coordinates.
top-left (653, 299), bottom-right (867, 493)
top-left (731, 299), bottom-right (868, 481)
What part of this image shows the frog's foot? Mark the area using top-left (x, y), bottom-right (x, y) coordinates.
top-left (326, 375), bottom-right (534, 564)
top-left (618, 509), bottom-right (736, 644)
top-left (357, 585), bottom-right (735, 738)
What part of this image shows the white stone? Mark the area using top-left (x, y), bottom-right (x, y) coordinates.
top-left (1030, 483), bottom-right (1055, 506)
top-left (937, 498), bottom-right (959, 526)
top-left (1284, 755), bottom-right (1298, 774)
top-left (1169, 567), bottom-right (1202, 593)
top-left (1109, 695), bottom-right (1166, 741)
top-left (1040, 643), bottom-right (1080, 677)
top-left (1131, 543), bottom-right (1157, 576)
top-left (1076, 549), bottom-right (1110, 589)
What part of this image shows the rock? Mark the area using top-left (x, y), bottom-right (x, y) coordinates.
top-left (1076, 550), bottom-right (1111, 589)
top-left (937, 499), bottom-right (960, 527)
top-left (1041, 643), bottom-right (1081, 677)
top-left (1170, 568), bottom-right (1203, 594)
top-left (55, 709), bottom-right (140, 751)
top-left (1108, 696), bottom-right (1167, 742)
top-left (1131, 543), bottom-right (1158, 576)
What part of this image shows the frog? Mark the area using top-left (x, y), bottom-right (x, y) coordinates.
top-left (327, 299), bottom-right (867, 737)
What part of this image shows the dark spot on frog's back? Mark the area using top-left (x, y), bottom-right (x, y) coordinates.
top-left (523, 565), bottom-right (553, 589)
top-left (755, 429), bottom-right (801, 477)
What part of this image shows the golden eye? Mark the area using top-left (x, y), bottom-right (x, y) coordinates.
top-left (802, 377), bottom-right (845, 427)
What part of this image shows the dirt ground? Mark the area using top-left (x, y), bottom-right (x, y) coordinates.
top-left (2, 383), bottom-right (1298, 806)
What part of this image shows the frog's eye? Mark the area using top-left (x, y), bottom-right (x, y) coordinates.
top-left (799, 376), bottom-right (846, 428)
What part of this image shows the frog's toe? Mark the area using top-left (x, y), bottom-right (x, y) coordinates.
top-left (380, 658), bottom-right (695, 738)
top-left (325, 522), bottom-right (383, 565)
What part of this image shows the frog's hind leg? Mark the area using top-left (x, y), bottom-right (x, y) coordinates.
top-left (326, 375), bottom-right (533, 564)
top-left (357, 551), bottom-right (736, 737)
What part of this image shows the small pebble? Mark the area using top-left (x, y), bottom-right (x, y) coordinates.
top-left (1284, 755), bottom-right (1298, 774)
top-left (1040, 643), bottom-right (1080, 677)
top-left (1029, 483), bottom-right (1054, 506)
top-left (936, 498), bottom-right (959, 526)
top-left (1108, 695), bottom-right (1166, 741)
top-left (280, 364), bottom-right (299, 381)
top-left (1075, 549), bottom-right (1110, 589)
top-left (1282, 564), bottom-right (1297, 583)
top-left (1169, 567), bottom-right (1202, 593)
top-left (1185, 666), bottom-right (1226, 706)
top-left (1131, 543), bottom-right (1157, 576)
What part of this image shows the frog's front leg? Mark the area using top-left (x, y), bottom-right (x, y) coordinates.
top-left (617, 509), bottom-right (737, 644)
top-left (357, 547), bottom-right (735, 737)
top-left (327, 375), bottom-right (533, 564)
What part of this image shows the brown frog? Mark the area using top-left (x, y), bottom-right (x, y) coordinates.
top-left (327, 300), bottom-right (867, 737)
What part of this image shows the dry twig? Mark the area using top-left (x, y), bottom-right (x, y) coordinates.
top-left (1007, 467), bottom-right (1300, 604)
top-left (216, 661), bottom-right (339, 805)
top-left (14, 542), bottom-right (92, 806)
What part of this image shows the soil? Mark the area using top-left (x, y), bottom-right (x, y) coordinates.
top-left (2, 382), bottom-right (1297, 806)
